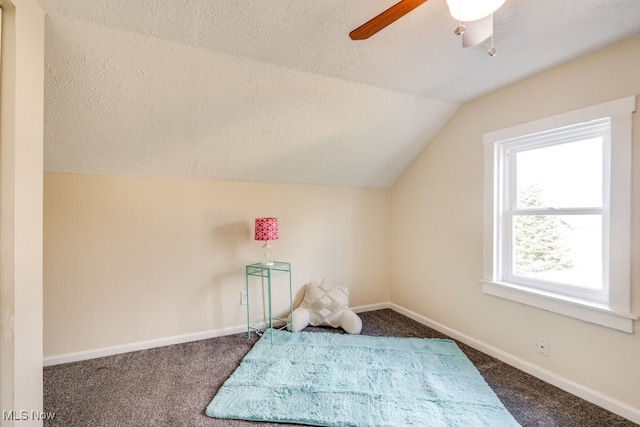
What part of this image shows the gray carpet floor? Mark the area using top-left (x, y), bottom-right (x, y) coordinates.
top-left (43, 309), bottom-right (637, 427)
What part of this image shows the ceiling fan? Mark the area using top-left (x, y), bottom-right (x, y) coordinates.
top-left (349, 0), bottom-right (506, 56)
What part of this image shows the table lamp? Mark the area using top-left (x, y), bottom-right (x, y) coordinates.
top-left (254, 217), bottom-right (278, 266)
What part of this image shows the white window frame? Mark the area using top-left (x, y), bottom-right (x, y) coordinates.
top-left (482, 96), bottom-right (637, 333)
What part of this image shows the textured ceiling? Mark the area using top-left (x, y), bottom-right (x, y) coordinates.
top-left (39, 0), bottom-right (640, 188)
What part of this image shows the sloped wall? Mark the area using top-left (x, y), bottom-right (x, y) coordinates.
top-left (390, 33), bottom-right (640, 415)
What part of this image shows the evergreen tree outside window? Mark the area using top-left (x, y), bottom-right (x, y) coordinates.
top-left (513, 185), bottom-right (574, 275)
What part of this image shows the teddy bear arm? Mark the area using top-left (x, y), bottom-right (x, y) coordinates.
top-left (339, 309), bottom-right (362, 335)
top-left (288, 307), bottom-right (310, 332)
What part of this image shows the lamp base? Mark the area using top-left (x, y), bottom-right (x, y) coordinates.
top-left (260, 241), bottom-right (274, 267)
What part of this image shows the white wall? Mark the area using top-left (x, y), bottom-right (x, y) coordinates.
top-left (0, 0), bottom-right (45, 425)
top-left (390, 33), bottom-right (640, 417)
top-left (44, 174), bottom-right (388, 357)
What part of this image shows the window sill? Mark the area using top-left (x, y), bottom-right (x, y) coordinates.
top-left (480, 280), bottom-right (637, 333)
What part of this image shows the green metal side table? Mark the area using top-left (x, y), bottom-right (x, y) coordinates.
top-left (245, 261), bottom-right (293, 341)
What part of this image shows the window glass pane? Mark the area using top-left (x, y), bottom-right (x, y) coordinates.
top-left (515, 138), bottom-right (603, 209)
top-left (512, 215), bottom-right (602, 289)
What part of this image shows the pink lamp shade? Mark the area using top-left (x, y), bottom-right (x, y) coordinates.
top-left (254, 218), bottom-right (279, 242)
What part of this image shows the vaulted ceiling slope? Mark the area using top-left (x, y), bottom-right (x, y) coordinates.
top-left (38, 0), bottom-right (640, 188)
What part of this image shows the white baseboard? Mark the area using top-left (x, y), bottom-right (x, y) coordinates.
top-left (352, 302), bottom-right (391, 313)
top-left (44, 304), bottom-right (388, 367)
top-left (389, 303), bottom-right (640, 425)
top-left (43, 324), bottom-right (248, 367)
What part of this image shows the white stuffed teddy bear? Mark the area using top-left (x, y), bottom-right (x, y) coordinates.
top-left (288, 280), bottom-right (362, 334)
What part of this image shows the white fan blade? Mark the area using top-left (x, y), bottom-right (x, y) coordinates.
top-left (462, 14), bottom-right (493, 47)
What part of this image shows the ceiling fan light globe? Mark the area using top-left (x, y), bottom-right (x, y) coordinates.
top-left (446, 0), bottom-right (507, 22)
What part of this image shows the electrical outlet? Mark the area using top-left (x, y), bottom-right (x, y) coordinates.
top-left (240, 290), bottom-right (247, 305)
top-left (537, 337), bottom-right (549, 357)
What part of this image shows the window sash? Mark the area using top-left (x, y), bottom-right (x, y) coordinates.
top-left (501, 210), bottom-right (607, 302)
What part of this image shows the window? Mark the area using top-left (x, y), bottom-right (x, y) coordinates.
top-left (482, 96), bottom-right (637, 333)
